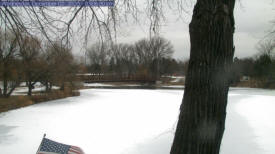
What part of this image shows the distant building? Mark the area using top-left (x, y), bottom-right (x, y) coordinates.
top-left (240, 76), bottom-right (250, 81)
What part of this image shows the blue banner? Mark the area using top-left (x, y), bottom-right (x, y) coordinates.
top-left (0, 0), bottom-right (114, 7)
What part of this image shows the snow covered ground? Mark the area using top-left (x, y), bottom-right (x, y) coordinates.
top-left (83, 82), bottom-right (184, 89)
top-left (170, 76), bottom-right (185, 83)
top-left (0, 82), bottom-right (59, 96)
top-left (12, 86), bottom-right (59, 96)
top-left (0, 88), bottom-right (275, 154)
top-left (83, 83), bottom-right (116, 87)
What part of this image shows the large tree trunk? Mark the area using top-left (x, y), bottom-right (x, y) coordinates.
top-left (170, 0), bottom-right (235, 154)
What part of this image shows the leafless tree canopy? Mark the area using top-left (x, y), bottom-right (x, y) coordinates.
top-left (86, 36), bottom-right (174, 77)
top-left (0, 0), bottom-right (189, 46)
top-left (256, 39), bottom-right (275, 57)
top-left (0, 30), bottom-right (21, 97)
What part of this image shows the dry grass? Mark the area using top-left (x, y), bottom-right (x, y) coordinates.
top-left (0, 89), bottom-right (80, 113)
top-left (233, 79), bottom-right (275, 89)
top-left (0, 96), bottom-right (33, 113)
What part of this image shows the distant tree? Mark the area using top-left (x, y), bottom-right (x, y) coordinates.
top-left (149, 37), bottom-right (174, 59)
top-left (134, 37), bottom-right (174, 78)
top-left (239, 58), bottom-right (255, 77)
top-left (158, 58), bottom-right (179, 76)
top-left (254, 40), bottom-right (275, 85)
top-left (19, 35), bottom-right (42, 96)
top-left (108, 57), bottom-right (115, 74)
top-left (0, 31), bottom-right (21, 97)
top-left (256, 40), bottom-right (275, 57)
top-left (39, 55), bottom-right (52, 92)
top-left (254, 54), bottom-right (272, 80)
top-left (134, 39), bottom-right (151, 66)
top-left (148, 37), bottom-right (174, 78)
top-left (87, 42), bottom-right (109, 74)
top-left (110, 43), bottom-right (138, 77)
top-left (229, 57), bottom-right (242, 84)
top-left (134, 39), bottom-right (152, 77)
top-left (44, 42), bottom-right (77, 91)
top-left (40, 43), bottom-right (59, 92)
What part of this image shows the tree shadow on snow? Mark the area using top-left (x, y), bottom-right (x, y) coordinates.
top-left (221, 94), bottom-right (263, 154)
top-left (122, 132), bottom-right (174, 154)
top-left (123, 94), bottom-right (263, 154)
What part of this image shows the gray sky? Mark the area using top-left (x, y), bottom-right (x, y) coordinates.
top-left (114, 0), bottom-right (275, 60)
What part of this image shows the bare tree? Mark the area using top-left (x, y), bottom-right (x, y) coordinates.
top-left (149, 37), bottom-right (174, 59)
top-left (119, 43), bottom-right (138, 77)
top-left (133, 37), bottom-right (174, 78)
top-left (134, 38), bottom-right (152, 67)
top-left (254, 40), bottom-right (275, 85)
top-left (109, 43), bottom-right (137, 77)
top-left (43, 42), bottom-right (77, 91)
top-left (0, 31), bottom-right (21, 97)
top-left (148, 36), bottom-right (174, 78)
top-left (256, 40), bottom-right (275, 57)
top-left (87, 42), bottom-right (109, 74)
top-left (19, 35), bottom-right (43, 96)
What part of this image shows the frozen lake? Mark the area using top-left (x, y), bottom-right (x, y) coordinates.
top-left (0, 88), bottom-right (275, 154)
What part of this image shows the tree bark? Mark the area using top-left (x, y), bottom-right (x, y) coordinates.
top-left (170, 0), bottom-right (235, 154)
top-left (45, 81), bottom-right (49, 92)
top-left (3, 62), bottom-right (8, 97)
top-left (27, 81), bottom-right (33, 96)
top-left (3, 72), bottom-right (8, 97)
top-left (49, 82), bottom-right (52, 91)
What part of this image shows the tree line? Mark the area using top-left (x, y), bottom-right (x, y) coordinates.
top-left (0, 31), bottom-right (79, 97)
top-left (230, 40), bottom-right (275, 88)
top-left (1, 31), bottom-right (188, 97)
top-left (85, 37), bottom-right (187, 80)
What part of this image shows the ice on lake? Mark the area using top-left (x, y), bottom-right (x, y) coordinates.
top-left (0, 88), bottom-right (275, 154)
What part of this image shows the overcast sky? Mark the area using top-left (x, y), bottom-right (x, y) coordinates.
top-left (113, 0), bottom-right (275, 60)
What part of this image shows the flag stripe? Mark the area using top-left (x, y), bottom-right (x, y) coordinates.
top-left (69, 148), bottom-right (82, 154)
top-left (71, 146), bottom-right (84, 154)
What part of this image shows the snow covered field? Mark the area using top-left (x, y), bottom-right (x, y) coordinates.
top-left (0, 88), bottom-right (275, 154)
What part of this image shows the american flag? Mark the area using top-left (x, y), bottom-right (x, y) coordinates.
top-left (36, 137), bottom-right (84, 154)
